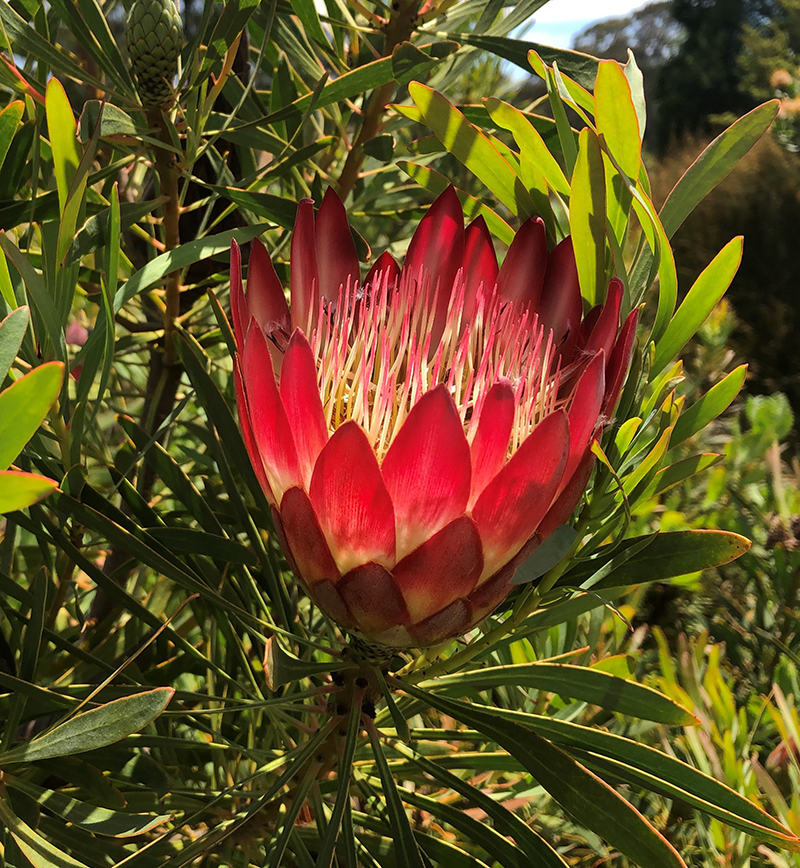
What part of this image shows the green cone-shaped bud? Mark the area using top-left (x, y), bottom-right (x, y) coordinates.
top-left (126, 0), bottom-right (183, 107)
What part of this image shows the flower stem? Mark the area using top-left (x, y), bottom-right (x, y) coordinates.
top-left (147, 107), bottom-right (182, 366)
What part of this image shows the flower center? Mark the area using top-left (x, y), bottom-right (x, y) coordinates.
top-left (306, 267), bottom-right (562, 461)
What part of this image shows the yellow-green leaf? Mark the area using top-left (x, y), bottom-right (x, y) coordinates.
top-left (0, 361), bottom-right (64, 470)
top-left (595, 60), bottom-right (641, 180)
top-left (0, 470), bottom-right (58, 514)
top-left (569, 127), bottom-right (606, 306)
top-left (652, 236), bottom-right (743, 375)
top-left (408, 82), bottom-right (536, 218)
top-left (45, 78), bottom-right (80, 214)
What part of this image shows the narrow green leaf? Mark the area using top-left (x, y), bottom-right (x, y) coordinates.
top-left (394, 742), bottom-right (569, 867)
top-left (0, 100), bottom-right (24, 175)
top-left (7, 777), bottom-right (171, 838)
top-left (0, 361), bottom-right (63, 470)
top-left (408, 82), bottom-right (537, 218)
top-left (652, 237), bottom-right (743, 375)
top-left (287, 0), bottom-right (329, 46)
top-left (113, 227), bottom-right (263, 312)
top-left (671, 364), bottom-right (747, 446)
top-left (456, 33), bottom-right (598, 90)
top-left (0, 235), bottom-right (67, 361)
top-left (48, 0), bottom-right (135, 94)
top-left (145, 527), bottom-right (258, 565)
top-left (422, 662), bottom-right (695, 725)
top-left (659, 101), bottom-right (779, 238)
top-left (314, 700), bottom-right (361, 868)
top-left (412, 709), bottom-right (800, 848)
top-left (197, 0), bottom-right (260, 77)
top-left (650, 453), bottom-right (723, 496)
top-left (402, 689), bottom-right (687, 868)
top-left (594, 60), bottom-right (640, 180)
top-left (67, 198), bottom-right (162, 266)
top-left (392, 783), bottom-right (531, 868)
top-left (569, 128), bottom-right (606, 306)
top-left (391, 40), bottom-right (458, 85)
top-left (484, 97), bottom-right (570, 196)
top-left (0, 305), bottom-right (29, 382)
top-left (0, 688), bottom-right (174, 764)
top-left (366, 724), bottom-right (426, 868)
top-left (510, 525), bottom-right (578, 585)
top-left (622, 50), bottom-right (646, 140)
top-left (560, 530), bottom-right (751, 591)
top-left (0, 244), bottom-right (14, 308)
top-left (0, 797), bottom-right (89, 868)
top-left (263, 637), bottom-right (345, 691)
top-left (45, 78), bottom-right (80, 215)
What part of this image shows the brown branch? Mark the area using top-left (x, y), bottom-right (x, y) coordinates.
top-left (336, 0), bottom-right (422, 200)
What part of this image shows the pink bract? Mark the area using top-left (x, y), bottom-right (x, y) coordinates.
top-left (231, 187), bottom-right (638, 649)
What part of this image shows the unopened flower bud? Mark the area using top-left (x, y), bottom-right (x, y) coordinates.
top-left (126, 0), bottom-right (183, 107)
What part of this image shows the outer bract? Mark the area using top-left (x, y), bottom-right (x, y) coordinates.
top-left (231, 188), bottom-right (637, 649)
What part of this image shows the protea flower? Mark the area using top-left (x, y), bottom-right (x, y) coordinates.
top-left (231, 188), bottom-right (637, 649)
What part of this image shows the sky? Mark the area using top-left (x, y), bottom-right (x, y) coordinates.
top-left (522, 0), bottom-right (648, 49)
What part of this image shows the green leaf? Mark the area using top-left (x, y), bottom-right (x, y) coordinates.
top-left (420, 708), bottom-right (800, 848)
top-left (659, 101), bottom-right (779, 238)
top-left (145, 527), bottom-right (258, 565)
top-left (0, 305), bottom-right (29, 383)
top-left (393, 742), bottom-right (569, 867)
top-left (569, 128), bottom-right (606, 306)
top-left (423, 662), bottom-right (695, 724)
top-left (45, 78), bottom-right (80, 214)
top-left (0, 797), bottom-right (89, 868)
top-left (391, 40), bottom-right (459, 85)
top-left (113, 227), bottom-right (264, 313)
top-left (392, 783), bottom-right (531, 868)
top-left (456, 33), bottom-right (598, 90)
top-left (0, 688), bottom-right (174, 764)
top-left (212, 186), bottom-right (299, 228)
top-left (0, 361), bottom-right (63, 470)
top-left (366, 724), bottom-right (426, 868)
top-left (671, 364), bottom-right (747, 446)
top-left (66, 198), bottom-right (163, 266)
top-left (652, 237), bottom-right (743, 376)
top-left (77, 100), bottom-right (140, 141)
top-left (402, 689), bottom-right (687, 868)
top-left (560, 530), bottom-right (750, 591)
top-left (650, 453), bottom-right (723, 496)
top-left (1, 228), bottom-right (68, 363)
top-left (7, 777), bottom-right (171, 838)
top-left (408, 82), bottom-right (537, 218)
top-left (482, 98), bottom-right (566, 238)
top-left (263, 637), bottom-right (345, 691)
top-left (594, 59), bottom-right (641, 180)
top-left (622, 50), bottom-right (646, 140)
top-left (48, 0), bottom-right (135, 95)
top-left (510, 525), bottom-right (578, 585)
top-left (197, 0), bottom-right (260, 78)
top-left (0, 100), bottom-right (24, 175)
top-left (0, 2), bottom-right (106, 92)
top-left (288, 0), bottom-right (329, 45)
top-left (314, 700), bottom-right (361, 868)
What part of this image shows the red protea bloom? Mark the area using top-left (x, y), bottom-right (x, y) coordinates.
top-left (231, 187), bottom-right (637, 649)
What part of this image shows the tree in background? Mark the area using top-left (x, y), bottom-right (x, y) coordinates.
top-left (739, 0), bottom-right (800, 101)
top-left (572, 1), bottom-right (684, 144)
top-left (655, 0), bottom-right (772, 149)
